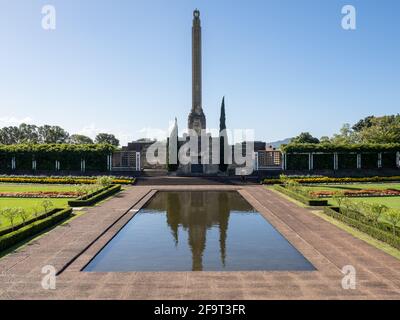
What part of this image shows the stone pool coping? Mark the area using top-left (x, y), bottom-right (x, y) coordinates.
top-left (1, 185), bottom-right (400, 299)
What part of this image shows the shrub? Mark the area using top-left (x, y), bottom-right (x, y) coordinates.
top-left (41, 199), bottom-right (54, 215)
top-left (0, 208), bottom-right (19, 230)
top-left (68, 184), bottom-right (121, 207)
top-left (0, 208), bottom-right (72, 252)
top-left (96, 176), bottom-right (113, 188)
top-left (384, 209), bottom-right (400, 236)
top-left (17, 208), bottom-right (31, 226)
top-left (274, 185), bottom-right (328, 206)
top-left (323, 207), bottom-right (400, 250)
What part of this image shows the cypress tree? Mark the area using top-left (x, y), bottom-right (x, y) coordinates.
top-left (219, 97), bottom-right (228, 172)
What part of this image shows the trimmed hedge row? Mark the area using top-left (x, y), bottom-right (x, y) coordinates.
top-left (263, 176), bottom-right (400, 185)
top-left (0, 144), bottom-right (116, 172)
top-left (323, 207), bottom-right (400, 250)
top-left (274, 185), bottom-right (328, 206)
top-left (332, 206), bottom-right (400, 235)
top-left (0, 175), bottom-right (135, 185)
top-left (0, 208), bottom-right (61, 237)
top-left (68, 184), bottom-right (121, 207)
top-left (281, 143), bottom-right (400, 153)
top-left (0, 207), bottom-right (72, 252)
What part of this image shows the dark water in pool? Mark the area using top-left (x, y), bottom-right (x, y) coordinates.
top-left (84, 191), bottom-right (315, 272)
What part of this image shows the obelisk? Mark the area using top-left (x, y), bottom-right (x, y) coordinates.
top-left (188, 9), bottom-right (206, 135)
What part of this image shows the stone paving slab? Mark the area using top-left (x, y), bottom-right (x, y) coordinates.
top-left (1, 185), bottom-right (400, 300)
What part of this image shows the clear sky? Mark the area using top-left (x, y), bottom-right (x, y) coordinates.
top-left (1, 0), bottom-right (399, 145)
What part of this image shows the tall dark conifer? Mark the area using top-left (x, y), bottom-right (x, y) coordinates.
top-left (219, 97), bottom-right (228, 172)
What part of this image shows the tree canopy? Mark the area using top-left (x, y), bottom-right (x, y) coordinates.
top-left (0, 123), bottom-right (119, 146)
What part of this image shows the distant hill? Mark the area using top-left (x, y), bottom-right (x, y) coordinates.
top-left (266, 138), bottom-right (292, 149)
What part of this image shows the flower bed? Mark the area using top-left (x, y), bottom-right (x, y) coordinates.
top-left (0, 175), bottom-right (135, 185)
top-left (311, 189), bottom-right (400, 198)
top-left (0, 191), bottom-right (80, 198)
top-left (263, 176), bottom-right (400, 185)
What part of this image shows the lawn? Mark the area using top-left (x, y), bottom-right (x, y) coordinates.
top-left (0, 183), bottom-right (78, 193)
top-left (0, 183), bottom-right (77, 229)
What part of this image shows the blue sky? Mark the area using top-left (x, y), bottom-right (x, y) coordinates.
top-left (0, 0), bottom-right (399, 144)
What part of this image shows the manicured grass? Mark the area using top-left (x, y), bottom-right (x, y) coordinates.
top-left (0, 198), bottom-right (72, 228)
top-left (0, 183), bottom-right (78, 193)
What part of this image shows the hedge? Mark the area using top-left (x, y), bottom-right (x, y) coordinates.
top-left (0, 208), bottom-right (62, 237)
top-left (68, 184), bottom-right (121, 207)
top-left (281, 143), bottom-right (400, 153)
top-left (0, 207), bottom-right (72, 252)
top-left (323, 207), bottom-right (400, 250)
top-left (274, 185), bottom-right (328, 206)
top-left (0, 143), bottom-right (116, 172)
top-left (0, 175), bottom-right (135, 185)
top-left (263, 176), bottom-right (400, 185)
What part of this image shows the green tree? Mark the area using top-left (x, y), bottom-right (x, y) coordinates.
top-left (330, 124), bottom-right (359, 144)
top-left (42, 200), bottom-right (54, 215)
top-left (167, 118), bottom-right (179, 171)
top-left (384, 209), bottom-right (400, 236)
top-left (0, 126), bottom-right (20, 144)
top-left (359, 115), bottom-right (400, 144)
top-left (352, 116), bottom-right (375, 132)
top-left (291, 132), bottom-right (320, 144)
top-left (38, 125), bottom-right (70, 143)
top-left (1, 208), bottom-right (18, 230)
top-left (69, 134), bottom-right (94, 144)
top-left (18, 123), bottom-right (40, 143)
top-left (219, 96), bottom-right (228, 172)
top-left (95, 133), bottom-right (119, 146)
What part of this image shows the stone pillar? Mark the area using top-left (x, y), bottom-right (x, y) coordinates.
top-left (254, 152), bottom-right (259, 171)
top-left (281, 152), bottom-right (287, 170)
top-left (334, 152), bottom-right (339, 170)
top-left (378, 153), bottom-right (382, 169)
top-left (396, 152), bottom-right (400, 168)
top-left (11, 157), bottom-right (16, 170)
top-left (136, 152), bottom-right (141, 171)
top-left (55, 160), bottom-right (60, 171)
top-left (81, 159), bottom-right (86, 173)
top-left (357, 153), bottom-right (362, 169)
top-left (32, 159), bottom-right (37, 171)
top-left (309, 153), bottom-right (313, 171)
top-left (107, 154), bottom-right (112, 171)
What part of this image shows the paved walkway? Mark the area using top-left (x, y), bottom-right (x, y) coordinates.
top-left (1, 185), bottom-right (400, 299)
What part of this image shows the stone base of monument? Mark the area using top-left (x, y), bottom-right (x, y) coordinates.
top-left (177, 164), bottom-right (219, 176)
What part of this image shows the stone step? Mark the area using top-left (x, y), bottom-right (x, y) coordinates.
top-left (135, 176), bottom-right (259, 186)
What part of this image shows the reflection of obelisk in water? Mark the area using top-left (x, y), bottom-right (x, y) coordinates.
top-left (188, 9), bottom-right (206, 135)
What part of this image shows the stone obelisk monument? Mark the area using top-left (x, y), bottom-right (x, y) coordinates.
top-left (188, 9), bottom-right (206, 135)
